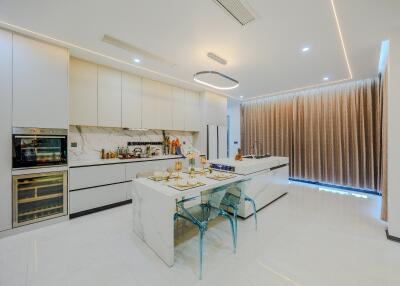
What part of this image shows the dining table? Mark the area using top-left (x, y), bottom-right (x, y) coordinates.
top-left (131, 171), bottom-right (246, 266)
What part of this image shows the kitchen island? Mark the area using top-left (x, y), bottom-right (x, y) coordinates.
top-left (131, 156), bottom-right (289, 266)
top-left (209, 156), bottom-right (289, 217)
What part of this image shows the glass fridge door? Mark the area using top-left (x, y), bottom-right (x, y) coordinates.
top-left (13, 171), bottom-right (68, 227)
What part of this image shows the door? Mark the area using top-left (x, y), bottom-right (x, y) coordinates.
top-left (172, 87), bottom-right (185, 130)
top-left (122, 72), bottom-right (142, 129)
top-left (13, 34), bottom-right (69, 128)
top-left (218, 125), bottom-right (228, 159)
top-left (69, 58), bottom-right (98, 126)
top-left (207, 124), bottom-right (218, 160)
top-left (98, 66), bottom-right (122, 127)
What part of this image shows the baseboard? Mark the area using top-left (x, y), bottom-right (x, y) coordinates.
top-left (386, 229), bottom-right (400, 243)
top-left (0, 215), bottom-right (68, 239)
top-left (69, 199), bottom-right (132, 219)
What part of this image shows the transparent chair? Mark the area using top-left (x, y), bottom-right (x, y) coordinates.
top-left (220, 180), bottom-right (257, 245)
top-left (174, 186), bottom-right (236, 280)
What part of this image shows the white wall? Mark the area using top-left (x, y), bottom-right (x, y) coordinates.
top-left (388, 29), bottom-right (400, 238)
top-left (227, 98), bottom-right (241, 158)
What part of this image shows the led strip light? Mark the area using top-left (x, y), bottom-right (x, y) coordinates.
top-left (0, 0), bottom-right (352, 101)
top-left (244, 0), bottom-right (353, 101)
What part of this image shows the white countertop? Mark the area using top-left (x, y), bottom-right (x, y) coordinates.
top-left (69, 155), bottom-right (184, 167)
top-left (133, 172), bottom-right (246, 200)
top-left (210, 156), bottom-right (289, 175)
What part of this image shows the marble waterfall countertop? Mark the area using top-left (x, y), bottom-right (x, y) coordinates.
top-left (210, 156), bottom-right (289, 175)
top-left (69, 154), bottom-right (184, 167)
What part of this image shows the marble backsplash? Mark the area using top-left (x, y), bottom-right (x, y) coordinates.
top-left (69, 125), bottom-right (195, 162)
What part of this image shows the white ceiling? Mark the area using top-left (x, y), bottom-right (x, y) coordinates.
top-left (0, 0), bottom-right (399, 99)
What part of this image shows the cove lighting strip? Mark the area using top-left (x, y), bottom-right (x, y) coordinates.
top-left (244, 0), bottom-right (353, 101)
top-left (0, 20), bottom-right (232, 99)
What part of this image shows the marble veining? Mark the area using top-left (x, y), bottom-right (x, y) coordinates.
top-left (69, 125), bottom-right (195, 161)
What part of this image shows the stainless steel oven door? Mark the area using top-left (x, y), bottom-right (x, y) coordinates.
top-left (12, 128), bottom-right (68, 169)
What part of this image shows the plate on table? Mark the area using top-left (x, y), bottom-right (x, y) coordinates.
top-left (206, 172), bottom-right (236, 181)
top-left (148, 172), bottom-right (179, 181)
top-left (168, 181), bottom-right (206, 191)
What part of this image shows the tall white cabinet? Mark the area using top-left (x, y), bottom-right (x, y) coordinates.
top-left (0, 29), bottom-right (12, 232)
top-left (98, 66), bottom-right (122, 127)
top-left (158, 82), bottom-right (173, 130)
top-left (142, 78), bottom-right (160, 129)
top-left (172, 87), bottom-right (185, 130)
top-left (12, 34), bottom-right (69, 128)
top-left (122, 73), bottom-right (142, 129)
top-left (69, 58), bottom-right (98, 126)
top-left (69, 58), bottom-right (204, 132)
top-left (184, 90), bottom-right (201, 131)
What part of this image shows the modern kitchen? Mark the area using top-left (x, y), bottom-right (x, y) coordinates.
top-left (1, 1), bottom-right (400, 286)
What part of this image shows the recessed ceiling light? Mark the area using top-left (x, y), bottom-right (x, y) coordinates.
top-left (240, 96), bottom-right (244, 99)
top-left (302, 46), bottom-right (310, 52)
top-left (133, 58), bottom-right (141, 63)
top-left (323, 77), bottom-right (329, 81)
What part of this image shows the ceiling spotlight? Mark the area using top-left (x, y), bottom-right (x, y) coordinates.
top-left (302, 46), bottom-right (310, 52)
top-left (133, 58), bottom-right (141, 63)
top-left (323, 76), bottom-right (329, 81)
top-left (240, 96), bottom-right (244, 99)
top-left (193, 71), bottom-right (239, 90)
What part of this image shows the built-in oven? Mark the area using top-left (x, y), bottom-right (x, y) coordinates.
top-left (12, 127), bottom-right (68, 169)
top-left (12, 170), bottom-right (68, 227)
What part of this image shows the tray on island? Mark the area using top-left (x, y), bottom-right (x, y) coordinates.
top-left (168, 181), bottom-right (206, 191)
top-left (206, 173), bottom-right (237, 181)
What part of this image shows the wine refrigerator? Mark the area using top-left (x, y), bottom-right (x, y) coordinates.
top-left (13, 170), bottom-right (68, 227)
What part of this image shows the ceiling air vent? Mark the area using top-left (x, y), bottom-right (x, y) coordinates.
top-left (212, 0), bottom-right (255, 26)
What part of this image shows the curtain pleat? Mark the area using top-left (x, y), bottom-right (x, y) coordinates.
top-left (241, 78), bottom-right (384, 193)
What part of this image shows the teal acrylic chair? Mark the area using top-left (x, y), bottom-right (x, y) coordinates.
top-left (220, 180), bottom-right (257, 245)
top-left (174, 185), bottom-right (237, 280)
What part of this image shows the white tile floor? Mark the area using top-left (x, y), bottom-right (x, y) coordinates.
top-left (1, 183), bottom-right (399, 286)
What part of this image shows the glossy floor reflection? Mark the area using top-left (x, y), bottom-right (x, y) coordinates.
top-left (1, 183), bottom-right (399, 286)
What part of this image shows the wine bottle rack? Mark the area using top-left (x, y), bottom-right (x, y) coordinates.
top-left (13, 171), bottom-right (67, 227)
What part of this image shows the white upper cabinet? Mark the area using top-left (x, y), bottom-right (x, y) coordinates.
top-left (142, 78), bottom-right (160, 129)
top-left (184, 90), bottom-right (200, 131)
top-left (0, 29), bottom-right (12, 232)
top-left (12, 34), bottom-right (69, 128)
top-left (69, 58), bottom-right (98, 126)
top-left (158, 82), bottom-right (173, 130)
top-left (205, 91), bottom-right (227, 126)
top-left (122, 72), bottom-right (142, 129)
top-left (172, 87), bottom-right (185, 131)
top-left (98, 66), bottom-right (122, 128)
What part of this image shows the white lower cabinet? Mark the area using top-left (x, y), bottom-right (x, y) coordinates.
top-left (69, 164), bottom-right (126, 190)
top-left (238, 165), bottom-right (289, 218)
top-left (70, 182), bottom-right (129, 214)
top-left (69, 158), bottom-right (185, 215)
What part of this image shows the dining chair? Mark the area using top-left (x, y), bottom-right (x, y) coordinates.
top-left (220, 180), bottom-right (257, 246)
top-left (174, 186), bottom-right (236, 280)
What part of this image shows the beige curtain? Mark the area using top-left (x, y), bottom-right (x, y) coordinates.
top-left (380, 68), bottom-right (388, 221)
top-left (241, 94), bottom-right (295, 174)
top-left (241, 77), bottom-right (384, 192)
